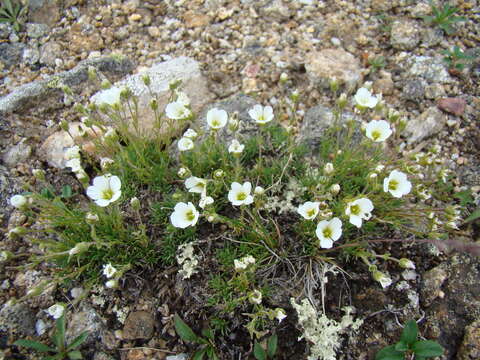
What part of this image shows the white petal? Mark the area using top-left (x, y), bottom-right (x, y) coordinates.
top-left (86, 186), bottom-right (101, 200)
top-left (93, 175), bottom-right (109, 190)
top-left (95, 198), bottom-right (111, 207)
top-left (349, 215), bottom-right (362, 228)
top-left (244, 195), bottom-right (254, 205)
top-left (109, 176), bottom-right (121, 193)
top-left (357, 198), bottom-right (374, 213)
top-left (231, 182), bottom-right (242, 191)
top-left (320, 238), bottom-right (333, 249)
top-left (243, 182), bottom-right (252, 194)
top-left (110, 190), bottom-right (121, 203)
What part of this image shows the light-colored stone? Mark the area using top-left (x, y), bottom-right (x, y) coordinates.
top-left (457, 319), bottom-right (480, 360)
top-left (407, 56), bottom-right (452, 84)
top-left (38, 122), bottom-right (98, 169)
top-left (0, 303), bottom-right (36, 337)
top-left (39, 41), bottom-right (62, 66)
top-left (122, 311), bottom-right (155, 340)
top-left (26, 23), bottom-right (49, 39)
top-left (420, 265), bottom-right (448, 307)
top-left (28, 0), bottom-right (61, 27)
top-left (91, 57), bottom-right (214, 138)
top-left (2, 140), bottom-right (31, 167)
top-left (183, 11), bottom-right (211, 28)
top-left (390, 20), bottom-right (420, 50)
top-left (305, 48), bottom-right (362, 89)
top-left (260, 0), bottom-right (291, 21)
top-left (66, 305), bottom-right (106, 346)
top-left (405, 107), bottom-right (447, 144)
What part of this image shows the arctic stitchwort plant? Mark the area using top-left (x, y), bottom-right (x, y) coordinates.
top-left (6, 73), bottom-right (466, 359)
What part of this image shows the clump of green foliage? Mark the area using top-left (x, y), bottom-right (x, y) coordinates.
top-left (376, 320), bottom-right (444, 360)
top-left (0, 0), bottom-right (27, 32)
top-left (174, 314), bottom-right (219, 360)
top-left (368, 56), bottom-right (386, 74)
top-left (422, 1), bottom-right (466, 35)
top-left (14, 311), bottom-right (89, 360)
top-left (254, 334), bottom-right (278, 360)
top-left (442, 46), bottom-right (477, 71)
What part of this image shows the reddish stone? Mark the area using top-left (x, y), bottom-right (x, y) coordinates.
top-left (437, 98), bottom-right (466, 116)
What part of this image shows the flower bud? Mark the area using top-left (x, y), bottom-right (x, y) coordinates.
top-left (228, 112), bottom-right (240, 132)
top-left (273, 308), bottom-right (287, 323)
top-left (150, 99), bottom-right (158, 111)
top-left (279, 72), bottom-right (288, 84)
top-left (10, 195), bottom-right (27, 209)
top-left (85, 212), bottom-right (99, 224)
top-left (169, 79), bottom-right (182, 91)
top-left (213, 169), bottom-right (224, 179)
top-left (87, 66), bottom-right (97, 81)
top-left (32, 169), bottom-right (46, 181)
top-left (291, 90), bottom-right (299, 103)
top-left (372, 271), bottom-right (392, 288)
top-left (254, 186), bottom-right (265, 195)
top-left (369, 172), bottom-right (378, 179)
top-left (324, 163), bottom-right (334, 175)
top-left (100, 157), bottom-right (114, 170)
top-left (8, 227), bottom-right (27, 239)
top-left (330, 184), bottom-right (340, 195)
top-left (120, 87), bottom-right (131, 101)
top-left (142, 74), bottom-right (151, 86)
top-left (248, 290), bottom-right (262, 305)
top-left (329, 77), bottom-right (339, 92)
top-left (105, 279), bottom-right (119, 289)
top-left (101, 79), bottom-right (112, 90)
top-left (172, 192), bottom-right (183, 201)
top-left (399, 258), bottom-right (415, 269)
top-left (47, 304), bottom-right (65, 319)
top-left (0, 251), bottom-right (14, 263)
top-left (69, 242), bottom-right (92, 256)
top-left (336, 93), bottom-right (348, 109)
top-left (178, 167), bottom-right (190, 179)
top-left (130, 197), bottom-right (141, 211)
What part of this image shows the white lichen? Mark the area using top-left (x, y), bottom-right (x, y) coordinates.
top-left (291, 298), bottom-right (363, 360)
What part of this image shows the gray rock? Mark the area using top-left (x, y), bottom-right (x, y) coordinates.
top-left (406, 55), bottom-right (452, 84)
top-left (457, 319), bottom-right (480, 360)
top-left (39, 41), bottom-right (62, 66)
top-left (404, 107), bottom-right (447, 144)
top-left (2, 140), bottom-right (32, 167)
top-left (425, 83), bottom-right (446, 100)
top-left (166, 355), bottom-right (188, 360)
top-left (91, 56), bottom-right (214, 138)
top-left (8, 32), bottom-right (19, 43)
top-left (0, 302), bottom-right (36, 336)
top-left (22, 46), bottom-right (40, 65)
top-left (28, 0), bottom-right (61, 27)
top-left (26, 23), bottom-right (49, 38)
top-left (0, 23), bottom-right (12, 39)
top-left (299, 105), bottom-right (361, 150)
top-left (305, 48), bottom-right (363, 89)
top-left (420, 265), bottom-right (447, 307)
top-left (197, 93), bottom-right (258, 144)
top-left (421, 28), bottom-right (443, 48)
top-left (402, 79), bottom-right (427, 102)
top-left (0, 55), bottom-right (135, 116)
top-left (66, 305), bottom-right (106, 346)
top-left (0, 43), bottom-right (25, 68)
top-left (93, 352), bottom-right (116, 360)
top-left (260, 0), bottom-right (291, 22)
top-left (122, 311), bottom-right (155, 340)
top-left (390, 20), bottom-right (420, 50)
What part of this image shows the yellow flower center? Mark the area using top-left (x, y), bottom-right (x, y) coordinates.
top-left (237, 192), bottom-right (247, 201)
top-left (371, 130), bottom-right (381, 140)
top-left (102, 189), bottom-right (114, 200)
top-left (323, 226), bottom-right (332, 239)
top-left (185, 210), bottom-right (195, 221)
top-left (388, 179), bottom-right (398, 191)
top-left (350, 204), bottom-right (360, 215)
top-left (307, 208), bottom-right (316, 218)
top-left (212, 119), bottom-right (220, 127)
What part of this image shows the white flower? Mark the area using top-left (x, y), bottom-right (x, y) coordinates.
top-left (207, 108), bottom-right (228, 130)
top-left (383, 170), bottom-right (412, 198)
top-left (254, 186), bottom-right (265, 195)
top-left (103, 128), bottom-right (117, 140)
top-left (199, 195), bottom-right (214, 209)
top-left (354, 87), bottom-right (379, 108)
top-left (105, 279), bottom-right (119, 289)
top-left (185, 176), bottom-right (207, 194)
top-left (234, 255), bottom-right (256, 271)
top-left (228, 182), bottom-right (254, 206)
top-left (183, 128), bottom-right (198, 139)
top-left (103, 263), bottom-right (117, 278)
top-left (249, 290), bottom-right (262, 305)
top-left (345, 198), bottom-right (374, 228)
top-left (86, 174), bottom-right (122, 207)
top-left (248, 104), bottom-right (274, 125)
top-left (399, 258), bottom-right (416, 269)
top-left (324, 163), bottom-right (334, 175)
top-left (165, 101), bottom-right (191, 120)
top-left (95, 86), bottom-right (122, 106)
top-left (177, 167), bottom-right (189, 178)
top-left (365, 120), bottom-right (393, 142)
top-left (228, 139), bottom-right (245, 154)
top-left (175, 91), bottom-right (190, 106)
top-left (46, 304), bottom-right (65, 319)
top-left (316, 218), bottom-right (342, 249)
top-left (66, 158), bottom-right (83, 172)
top-left (330, 184), bottom-right (341, 195)
top-left (10, 195), bottom-right (27, 209)
top-left (178, 137), bottom-right (194, 151)
top-left (373, 271), bottom-right (392, 288)
top-left (297, 201), bottom-right (320, 220)
top-left (100, 157), bottom-right (114, 169)
top-left (274, 308), bottom-right (287, 323)
top-left (170, 202), bottom-right (199, 228)
top-left (375, 164), bottom-right (385, 172)
top-left (65, 146), bottom-right (80, 160)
